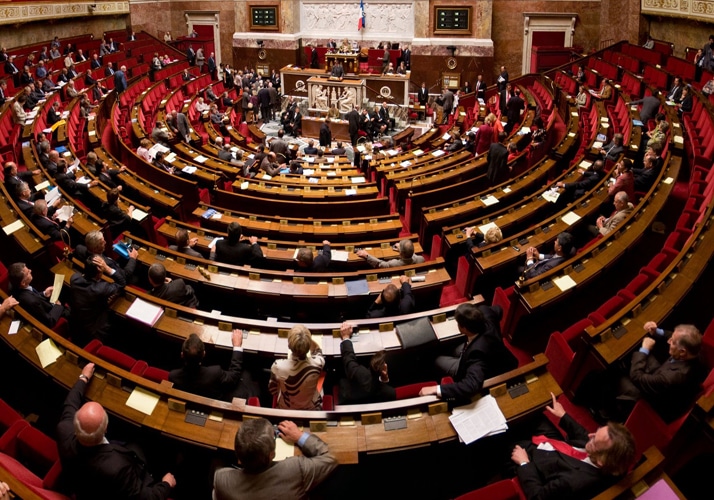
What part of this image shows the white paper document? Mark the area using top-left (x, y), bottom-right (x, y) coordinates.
top-left (131, 208), bottom-right (149, 222)
top-left (449, 395), bottom-right (508, 445)
top-left (481, 195), bottom-right (499, 206)
top-left (331, 250), bottom-right (349, 262)
top-left (561, 211), bottom-right (581, 226)
top-left (50, 274), bottom-right (64, 303)
top-left (553, 274), bottom-right (577, 291)
top-left (126, 298), bottom-right (163, 326)
top-left (2, 220), bottom-right (24, 235)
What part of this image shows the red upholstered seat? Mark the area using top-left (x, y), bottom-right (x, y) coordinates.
top-left (454, 478), bottom-right (524, 500)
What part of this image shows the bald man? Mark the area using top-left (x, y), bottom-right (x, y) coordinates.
top-left (57, 363), bottom-right (176, 499)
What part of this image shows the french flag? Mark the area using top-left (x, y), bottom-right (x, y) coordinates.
top-left (358, 0), bottom-right (366, 30)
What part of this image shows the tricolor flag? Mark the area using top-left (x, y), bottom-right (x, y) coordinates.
top-left (358, 0), bottom-right (366, 30)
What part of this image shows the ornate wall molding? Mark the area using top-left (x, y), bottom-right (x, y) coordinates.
top-left (642, 0), bottom-right (714, 22)
top-left (0, 2), bottom-right (129, 25)
top-left (300, 0), bottom-right (415, 39)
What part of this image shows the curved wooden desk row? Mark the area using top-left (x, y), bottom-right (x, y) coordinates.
top-left (0, 294), bottom-right (560, 462)
top-left (157, 217), bottom-right (422, 271)
top-left (514, 154), bottom-right (681, 313)
top-left (193, 205), bottom-right (403, 243)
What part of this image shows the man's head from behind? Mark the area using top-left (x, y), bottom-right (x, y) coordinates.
top-left (148, 263), bottom-right (167, 288)
top-left (226, 222), bottom-right (243, 244)
top-left (454, 303), bottom-right (485, 337)
top-left (234, 418), bottom-right (275, 473)
top-left (380, 284), bottom-right (400, 308)
top-left (554, 232), bottom-right (574, 257)
top-left (296, 248), bottom-right (313, 268)
top-left (398, 239), bottom-right (415, 260)
top-left (586, 422), bottom-right (635, 476)
top-left (74, 402), bottom-right (108, 447)
top-left (181, 333), bottom-right (206, 367)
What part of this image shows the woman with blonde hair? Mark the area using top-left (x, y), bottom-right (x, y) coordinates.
top-left (269, 325), bottom-right (325, 410)
top-left (475, 113), bottom-right (497, 155)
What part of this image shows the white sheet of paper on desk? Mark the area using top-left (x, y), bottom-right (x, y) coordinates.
top-left (579, 160), bottom-right (592, 169)
top-left (502, 186), bottom-right (512, 193)
top-left (561, 211), bottom-right (581, 225)
top-left (302, 169), bottom-right (315, 176)
top-left (241, 331), bottom-right (261, 351)
top-left (3, 220), bottom-right (24, 235)
top-left (431, 149), bottom-right (445, 157)
top-left (431, 318), bottom-right (459, 340)
top-left (413, 149), bottom-right (424, 156)
top-left (351, 176), bottom-right (366, 184)
top-left (481, 195), bottom-right (499, 206)
top-left (125, 387), bottom-right (160, 416)
top-left (327, 157), bottom-right (335, 163)
top-left (274, 435), bottom-right (296, 461)
top-left (181, 166), bottom-right (197, 174)
top-left (55, 205), bottom-right (74, 222)
top-left (131, 208), bottom-right (148, 222)
top-left (214, 330), bottom-right (232, 348)
top-left (239, 181), bottom-right (249, 190)
top-left (662, 177), bottom-right (674, 185)
top-left (400, 160), bottom-right (412, 167)
top-left (36, 338), bottom-right (62, 368)
top-left (308, 177), bottom-right (319, 184)
top-left (542, 188), bottom-right (560, 204)
top-left (387, 149), bottom-right (398, 156)
top-left (674, 135), bottom-right (684, 145)
top-left (35, 180), bottom-right (50, 191)
top-left (478, 221), bottom-right (499, 235)
top-left (304, 157), bottom-right (314, 163)
top-left (344, 188), bottom-right (357, 196)
top-left (331, 250), bottom-right (349, 262)
top-left (126, 298), bottom-right (163, 326)
top-left (592, 141), bottom-right (603, 149)
top-left (380, 330), bottom-right (401, 349)
top-left (351, 332), bottom-right (384, 354)
top-left (194, 155), bottom-right (207, 163)
top-left (273, 335), bottom-right (289, 355)
top-left (211, 212), bottom-right (222, 220)
top-left (553, 274), bottom-right (577, 291)
top-left (77, 177), bottom-right (91, 185)
top-left (442, 133), bottom-right (451, 140)
top-left (449, 395), bottom-right (508, 445)
top-left (262, 174), bottom-right (272, 181)
top-left (8, 320), bottom-right (20, 335)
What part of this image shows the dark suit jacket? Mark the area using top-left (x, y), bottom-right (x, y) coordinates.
top-left (346, 110), bottom-right (360, 135)
top-left (309, 243), bottom-right (331, 272)
top-left (626, 337), bottom-right (706, 422)
top-left (564, 170), bottom-right (604, 198)
top-left (338, 339), bottom-right (396, 404)
top-left (169, 349), bottom-right (250, 400)
top-left (633, 166), bottom-right (658, 192)
top-left (418, 87), bottom-right (429, 106)
top-left (32, 213), bottom-right (67, 241)
top-left (69, 270), bottom-right (125, 344)
top-left (215, 239), bottom-right (263, 266)
top-left (475, 80), bottom-right (486, 100)
top-left (13, 286), bottom-right (67, 327)
top-left (440, 305), bottom-right (518, 402)
top-left (150, 279), bottom-right (199, 308)
top-left (114, 70), bottom-right (127, 93)
top-left (319, 123), bottom-right (332, 147)
top-left (74, 246), bottom-right (137, 284)
top-left (506, 95), bottom-right (525, 125)
top-left (56, 379), bottom-right (171, 500)
top-left (524, 254), bottom-right (565, 280)
top-left (517, 414), bottom-right (617, 500)
top-left (486, 142), bottom-right (508, 185)
top-left (366, 282), bottom-right (415, 318)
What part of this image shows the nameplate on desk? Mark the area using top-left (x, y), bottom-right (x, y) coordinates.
top-left (277, 328), bottom-right (290, 338)
top-left (366, 274), bottom-right (378, 282)
top-left (218, 321), bottom-right (232, 332)
top-left (431, 313), bottom-right (447, 324)
top-left (332, 277), bottom-right (345, 285)
top-left (248, 273), bottom-right (260, 280)
top-left (293, 276), bottom-right (305, 284)
top-left (378, 322), bottom-right (394, 332)
top-left (362, 413), bottom-right (382, 425)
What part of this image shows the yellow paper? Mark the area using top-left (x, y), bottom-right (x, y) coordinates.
top-left (553, 275), bottom-right (577, 291)
top-left (126, 387), bottom-right (160, 415)
top-left (36, 338), bottom-right (63, 368)
top-left (50, 274), bottom-right (64, 303)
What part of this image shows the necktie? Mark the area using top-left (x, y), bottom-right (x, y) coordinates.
top-left (532, 435), bottom-right (588, 460)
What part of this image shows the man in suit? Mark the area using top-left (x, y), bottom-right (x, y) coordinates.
top-left (213, 417), bottom-right (336, 499)
top-left (310, 44), bottom-right (319, 69)
top-left (381, 46), bottom-right (390, 74)
top-left (499, 83), bottom-right (512, 117)
top-left (104, 62), bottom-right (114, 77)
top-left (599, 132), bottom-right (625, 162)
top-left (69, 255), bottom-right (128, 344)
top-left (148, 263), bottom-right (199, 308)
top-left (170, 331), bottom-right (256, 400)
top-left (417, 82), bottom-right (429, 106)
top-left (497, 65), bottom-right (509, 91)
top-left (75, 230), bottom-right (138, 284)
top-left (331, 141), bottom-right (346, 155)
top-left (258, 85), bottom-right (271, 123)
top-left (419, 302), bottom-right (518, 402)
top-left (628, 93), bottom-right (661, 125)
top-left (269, 129), bottom-right (289, 158)
top-left (357, 238), bottom-right (424, 268)
top-left (207, 52), bottom-right (216, 77)
top-left (4, 162), bottom-right (40, 198)
top-left (510, 393), bottom-right (636, 500)
top-left (366, 276), bottom-right (415, 318)
top-left (590, 191), bottom-right (633, 236)
top-left (90, 53), bottom-right (101, 69)
top-left (338, 322), bottom-right (396, 404)
top-left (319, 119), bottom-right (332, 148)
top-left (474, 74), bottom-right (486, 101)
top-left (168, 228), bottom-right (204, 258)
top-left (186, 44), bottom-right (196, 65)
top-left (113, 65), bottom-right (127, 93)
top-left (401, 44), bottom-right (411, 70)
top-left (486, 131), bottom-right (509, 185)
top-left (167, 109), bottom-right (191, 143)
top-left (303, 139), bottom-right (319, 155)
top-left (32, 199), bottom-right (72, 241)
top-left (4, 56), bottom-right (19, 87)
top-left (57, 362), bottom-right (176, 500)
top-left (439, 87), bottom-right (454, 124)
top-left (210, 222), bottom-right (263, 266)
top-left (346, 105), bottom-right (360, 146)
top-left (9, 262), bottom-right (69, 328)
top-left (633, 145), bottom-right (662, 192)
top-left (556, 159), bottom-right (605, 202)
top-left (666, 76), bottom-right (683, 102)
top-left (295, 240), bottom-right (331, 272)
top-left (287, 108), bottom-right (302, 137)
top-left (0, 80), bottom-right (7, 106)
top-left (523, 232), bottom-right (574, 280)
top-left (505, 87), bottom-right (525, 134)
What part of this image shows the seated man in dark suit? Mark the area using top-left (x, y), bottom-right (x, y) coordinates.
top-left (419, 302), bottom-right (518, 402)
top-left (556, 159), bottom-right (605, 202)
top-left (295, 240), bottom-right (331, 272)
top-left (577, 321), bottom-right (706, 423)
top-left (69, 255), bottom-right (127, 345)
top-left (510, 393), bottom-right (635, 500)
top-left (56, 363), bottom-right (176, 500)
top-left (303, 139), bottom-right (319, 155)
top-left (4, 161), bottom-right (40, 199)
top-left (210, 222), bottom-right (264, 266)
top-left (331, 141), bottom-right (346, 155)
top-left (337, 322), bottom-right (396, 404)
top-left (169, 332), bottom-right (257, 400)
top-left (366, 276), bottom-right (415, 318)
top-left (148, 263), bottom-right (199, 309)
top-left (522, 232), bottom-right (574, 280)
top-left (9, 262), bottom-right (69, 328)
top-left (168, 228), bottom-right (204, 258)
top-left (74, 230), bottom-right (138, 284)
top-left (633, 145), bottom-right (663, 192)
top-left (31, 199), bottom-right (72, 241)
top-left (599, 133), bottom-right (625, 162)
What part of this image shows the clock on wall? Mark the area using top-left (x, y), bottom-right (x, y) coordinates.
top-left (258, 48), bottom-right (268, 60)
top-left (446, 57), bottom-right (458, 70)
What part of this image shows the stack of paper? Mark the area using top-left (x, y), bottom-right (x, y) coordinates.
top-left (126, 298), bottom-right (163, 327)
top-left (449, 395), bottom-right (508, 444)
top-left (131, 208), bottom-right (148, 222)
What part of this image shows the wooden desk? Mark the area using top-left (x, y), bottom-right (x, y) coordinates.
top-left (302, 117), bottom-right (350, 141)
